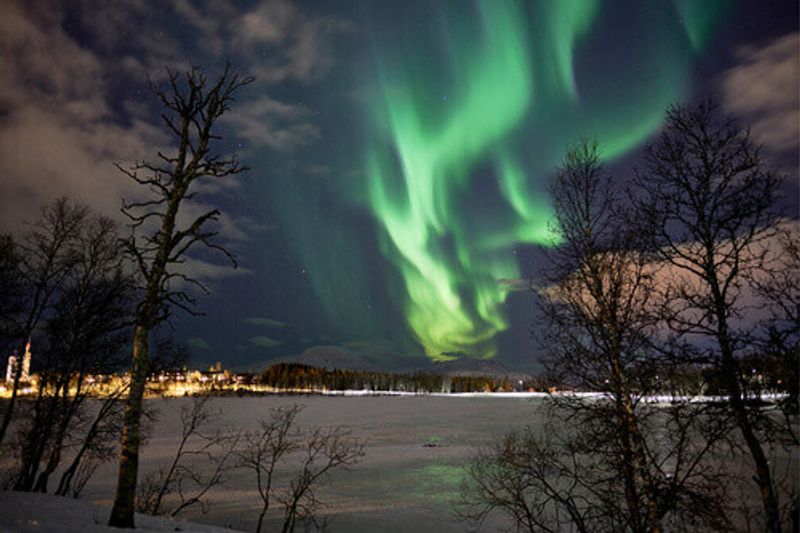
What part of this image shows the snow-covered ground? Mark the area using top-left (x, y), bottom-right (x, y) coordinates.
top-left (0, 395), bottom-right (791, 532)
top-left (305, 388), bottom-right (789, 404)
top-left (0, 491), bottom-right (243, 533)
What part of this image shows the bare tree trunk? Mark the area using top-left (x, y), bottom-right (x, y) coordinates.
top-left (107, 65), bottom-right (251, 528)
top-left (56, 392), bottom-right (121, 497)
top-left (15, 380), bottom-right (61, 491)
top-left (714, 299), bottom-right (781, 533)
top-left (612, 360), bottom-right (660, 533)
top-left (109, 325), bottom-right (150, 528)
top-left (619, 410), bottom-right (644, 531)
top-left (281, 504), bottom-right (297, 533)
top-left (256, 504), bottom-right (268, 533)
top-left (34, 391), bottom-right (85, 493)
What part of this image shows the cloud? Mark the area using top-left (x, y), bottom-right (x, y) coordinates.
top-left (497, 278), bottom-right (530, 292)
top-left (722, 32), bottom-right (799, 162)
top-left (187, 336), bottom-right (211, 351)
top-left (0, 1), bottom-right (166, 232)
top-left (243, 317), bottom-right (287, 329)
top-left (172, 257), bottom-right (252, 283)
top-left (248, 336), bottom-right (284, 348)
top-left (76, 0), bottom-right (194, 74)
top-left (167, 0), bottom-right (231, 57)
top-left (272, 341), bottom-right (420, 372)
top-left (280, 344), bottom-right (380, 371)
top-left (223, 95), bottom-right (320, 151)
top-left (236, 0), bottom-right (356, 85)
top-left (546, 221), bottom-right (800, 339)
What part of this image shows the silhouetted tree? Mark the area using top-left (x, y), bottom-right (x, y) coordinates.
top-left (632, 101), bottom-right (787, 532)
top-left (108, 64), bottom-right (252, 528)
top-left (461, 404), bottom-right (732, 533)
top-left (0, 198), bottom-right (88, 447)
top-left (541, 141), bottom-right (662, 531)
top-left (0, 235), bottom-right (23, 354)
top-left (136, 396), bottom-right (239, 517)
top-left (278, 425), bottom-right (365, 533)
top-left (751, 224), bottom-right (800, 425)
top-left (12, 211), bottom-right (133, 493)
top-left (239, 405), bottom-right (300, 533)
top-left (463, 142), bottom-right (731, 532)
top-left (238, 404), bottom-right (365, 533)
top-left (54, 384), bottom-right (127, 498)
top-left (149, 335), bottom-right (190, 375)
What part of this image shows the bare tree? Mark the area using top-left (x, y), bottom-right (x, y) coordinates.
top-left (278, 426), bottom-right (365, 533)
top-left (745, 224), bottom-right (799, 530)
top-left (541, 141), bottom-right (662, 531)
top-left (108, 64), bottom-right (253, 528)
top-left (0, 198), bottom-right (88, 447)
top-left (12, 211), bottom-right (134, 493)
top-left (461, 403), bottom-right (733, 533)
top-left (239, 405), bottom-right (365, 533)
top-left (0, 235), bottom-right (23, 354)
top-left (55, 384), bottom-right (127, 498)
top-left (751, 224), bottom-right (799, 427)
top-left (462, 141), bottom-right (731, 532)
top-left (136, 396), bottom-right (239, 517)
top-left (239, 405), bottom-right (302, 533)
top-left (461, 417), bottom-right (610, 533)
top-left (632, 101), bottom-right (788, 532)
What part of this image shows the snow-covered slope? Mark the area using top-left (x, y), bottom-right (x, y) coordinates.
top-left (0, 492), bottom-right (242, 533)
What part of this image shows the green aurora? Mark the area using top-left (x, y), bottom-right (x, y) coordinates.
top-left (272, 0), bottom-right (730, 362)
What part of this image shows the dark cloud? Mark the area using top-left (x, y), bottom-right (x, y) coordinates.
top-left (186, 336), bottom-right (211, 351)
top-left (222, 96), bottom-right (320, 151)
top-left (243, 317), bottom-right (287, 329)
top-left (247, 336), bottom-right (284, 349)
top-left (496, 278), bottom-right (530, 292)
top-left (237, 0), bottom-right (356, 85)
top-left (273, 341), bottom-right (426, 373)
top-left (0, 1), bottom-right (165, 232)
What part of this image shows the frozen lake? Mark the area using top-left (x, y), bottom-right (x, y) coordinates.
top-left (83, 395), bottom-right (548, 532)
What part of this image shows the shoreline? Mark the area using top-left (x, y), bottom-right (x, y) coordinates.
top-left (143, 388), bottom-right (790, 404)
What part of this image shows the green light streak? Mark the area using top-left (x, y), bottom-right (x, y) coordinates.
top-left (673, 0), bottom-right (733, 51)
top-left (258, 1), bottom-right (731, 362)
top-left (364, 2), bottom-right (598, 360)
top-left (358, 1), bottom-right (728, 361)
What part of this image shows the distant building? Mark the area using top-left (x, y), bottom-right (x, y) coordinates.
top-left (22, 339), bottom-right (31, 381)
top-left (5, 354), bottom-right (17, 383)
top-left (5, 339), bottom-right (31, 383)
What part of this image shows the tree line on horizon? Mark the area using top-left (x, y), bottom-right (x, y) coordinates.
top-left (247, 360), bottom-right (794, 396)
top-left (259, 362), bottom-right (526, 393)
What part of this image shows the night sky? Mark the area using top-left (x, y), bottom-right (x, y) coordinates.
top-left (0, 0), bottom-right (797, 371)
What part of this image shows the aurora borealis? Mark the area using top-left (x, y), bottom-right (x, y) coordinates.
top-left (282, 0), bottom-right (728, 361)
top-left (1, 0), bottom-right (796, 369)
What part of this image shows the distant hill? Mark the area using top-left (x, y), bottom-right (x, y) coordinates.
top-left (267, 343), bottom-right (421, 374)
top-left (428, 357), bottom-right (532, 381)
top-left (243, 344), bottom-right (534, 380)
top-left (276, 345), bottom-right (380, 372)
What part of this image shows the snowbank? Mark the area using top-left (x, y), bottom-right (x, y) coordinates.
top-left (0, 492), bottom-right (242, 533)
